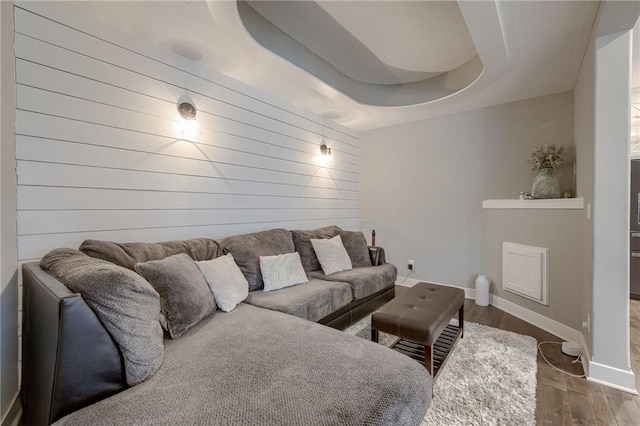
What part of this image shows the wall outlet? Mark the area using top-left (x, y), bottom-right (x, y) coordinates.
top-left (408, 259), bottom-right (414, 271)
top-left (582, 314), bottom-right (591, 333)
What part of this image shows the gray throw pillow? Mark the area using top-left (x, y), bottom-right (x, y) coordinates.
top-left (196, 254), bottom-right (249, 312)
top-left (220, 228), bottom-right (295, 291)
top-left (135, 254), bottom-right (217, 339)
top-left (80, 238), bottom-right (220, 270)
top-left (339, 230), bottom-right (373, 267)
top-left (40, 248), bottom-right (164, 386)
top-left (291, 226), bottom-right (342, 272)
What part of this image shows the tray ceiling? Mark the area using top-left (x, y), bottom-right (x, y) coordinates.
top-left (60, 0), bottom-right (602, 130)
top-left (245, 0), bottom-right (477, 85)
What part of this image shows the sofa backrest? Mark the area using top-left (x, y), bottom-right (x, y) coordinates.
top-left (79, 238), bottom-right (221, 270)
top-left (291, 226), bottom-right (341, 272)
top-left (220, 228), bottom-right (294, 291)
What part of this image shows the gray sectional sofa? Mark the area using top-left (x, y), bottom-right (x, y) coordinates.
top-left (21, 226), bottom-right (431, 425)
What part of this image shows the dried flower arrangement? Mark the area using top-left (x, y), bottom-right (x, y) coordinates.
top-left (527, 144), bottom-right (565, 171)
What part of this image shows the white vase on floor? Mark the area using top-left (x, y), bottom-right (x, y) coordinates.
top-left (475, 274), bottom-right (490, 306)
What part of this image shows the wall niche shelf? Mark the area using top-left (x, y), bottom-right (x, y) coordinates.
top-left (482, 198), bottom-right (584, 210)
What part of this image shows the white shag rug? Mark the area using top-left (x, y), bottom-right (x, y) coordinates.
top-left (345, 316), bottom-right (538, 426)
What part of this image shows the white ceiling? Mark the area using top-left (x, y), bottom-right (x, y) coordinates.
top-left (62, 1), bottom-right (601, 131)
top-left (245, 0), bottom-right (476, 85)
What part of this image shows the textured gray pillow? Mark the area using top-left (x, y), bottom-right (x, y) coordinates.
top-left (80, 238), bottom-right (220, 270)
top-left (339, 230), bottom-right (373, 267)
top-left (135, 254), bottom-right (217, 339)
top-left (291, 226), bottom-right (342, 272)
top-left (220, 228), bottom-right (295, 291)
top-left (40, 248), bottom-right (164, 386)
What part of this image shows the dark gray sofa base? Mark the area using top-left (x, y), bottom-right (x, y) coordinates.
top-left (319, 284), bottom-right (396, 330)
top-left (21, 264), bottom-right (127, 426)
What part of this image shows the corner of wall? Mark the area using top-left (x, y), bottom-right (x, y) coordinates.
top-left (0, 0), bottom-right (19, 422)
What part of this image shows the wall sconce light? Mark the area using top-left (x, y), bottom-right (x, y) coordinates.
top-left (317, 141), bottom-right (333, 166)
top-left (320, 142), bottom-right (332, 157)
top-left (178, 102), bottom-right (197, 120)
top-left (177, 101), bottom-right (198, 138)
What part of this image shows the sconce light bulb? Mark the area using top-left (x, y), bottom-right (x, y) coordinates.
top-left (178, 102), bottom-right (197, 120)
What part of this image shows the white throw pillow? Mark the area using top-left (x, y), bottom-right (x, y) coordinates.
top-left (260, 252), bottom-right (308, 292)
top-left (195, 254), bottom-right (249, 312)
top-left (310, 235), bottom-right (353, 275)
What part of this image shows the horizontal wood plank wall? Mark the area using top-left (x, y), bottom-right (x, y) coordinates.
top-left (13, 2), bottom-right (360, 375)
top-left (14, 4), bottom-right (360, 264)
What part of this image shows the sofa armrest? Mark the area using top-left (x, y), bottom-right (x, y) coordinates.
top-left (21, 263), bottom-right (126, 426)
top-left (368, 246), bottom-right (387, 266)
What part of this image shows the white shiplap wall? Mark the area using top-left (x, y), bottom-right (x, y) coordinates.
top-left (13, 2), bottom-right (359, 376)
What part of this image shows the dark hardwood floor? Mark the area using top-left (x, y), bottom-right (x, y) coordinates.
top-left (463, 296), bottom-right (640, 425)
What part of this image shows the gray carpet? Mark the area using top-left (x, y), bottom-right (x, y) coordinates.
top-left (345, 315), bottom-right (538, 426)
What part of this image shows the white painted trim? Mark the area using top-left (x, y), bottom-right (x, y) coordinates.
top-left (489, 294), bottom-right (583, 343)
top-left (580, 332), bottom-right (591, 378)
top-left (395, 277), bottom-right (476, 299)
top-left (482, 198), bottom-right (584, 209)
top-left (0, 394), bottom-right (22, 426)
top-left (587, 361), bottom-right (638, 395)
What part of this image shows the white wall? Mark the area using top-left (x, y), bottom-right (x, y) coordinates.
top-left (1, 1), bottom-right (19, 423)
top-left (574, 0), bottom-right (639, 392)
top-left (590, 29), bottom-right (634, 388)
top-left (10, 0), bottom-right (360, 403)
top-left (360, 92), bottom-right (574, 288)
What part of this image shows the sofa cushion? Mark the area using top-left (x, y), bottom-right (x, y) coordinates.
top-left (308, 264), bottom-right (398, 300)
top-left (291, 225), bottom-right (341, 272)
top-left (196, 254), bottom-right (249, 313)
top-left (311, 235), bottom-right (353, 275)
top-left (135, 254), bottom-right (217, 339)
top-left (244, 279), bottom-right (352, 322)
top-left (260, 252), bottom-right (308, 292)
top-left (339, 230), bottom-right (372, 268)
top-left (40, 248), bottom-right (163, 386)
top-left (80, 238), bottom-right (220, 270)
top-left (220, 228), bottom-right (295, 291)
top-left (54, 304), bottom-right (430, 426)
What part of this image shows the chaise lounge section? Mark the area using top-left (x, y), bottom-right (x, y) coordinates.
top-left (21, 226), bottom-right (429, 426)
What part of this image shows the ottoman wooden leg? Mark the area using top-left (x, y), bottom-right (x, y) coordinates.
top-left (459, 305), bottom-right (464, 339)
top-left (424, 345), bottom-right (433, 375)
top-left (371, 328), bottom-right (379, 343)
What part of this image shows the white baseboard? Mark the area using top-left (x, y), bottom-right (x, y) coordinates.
top-left (587, 361), bottom-right (638, 395)
top-left (580, 333), bottom-right (591, 378)
top-left (395, 277), bottom-right (476, 299)
top-left (0, 394), bottom-right (22, 426)
top-left (489, 294), bottom-right (583, 344)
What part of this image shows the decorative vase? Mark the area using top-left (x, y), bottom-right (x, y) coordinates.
top-left (531, 168), bottom-right (560, 199)
top-left (475, 274), bottom-right (490, 307)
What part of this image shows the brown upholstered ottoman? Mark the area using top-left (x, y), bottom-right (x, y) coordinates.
top-left (371, 282), bottom-right (465, 379)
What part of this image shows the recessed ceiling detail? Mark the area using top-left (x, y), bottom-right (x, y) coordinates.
top-left (244, 1), bottom-right (476, 85)
top-left (235, 0), bottom-right (507, 107)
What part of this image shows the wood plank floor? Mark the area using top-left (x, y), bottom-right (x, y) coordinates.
top-left (461, 296), bottom-right (640, 425)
